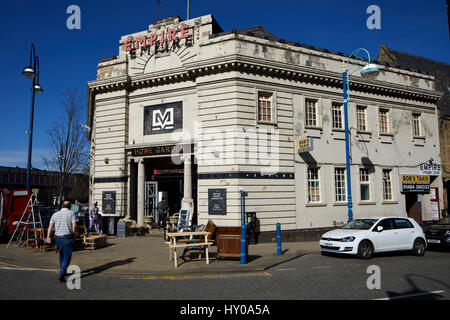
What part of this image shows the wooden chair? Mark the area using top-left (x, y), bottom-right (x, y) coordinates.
top-left (42, 228), bottom-right (56, 252)
top-left (26, 228), bottom-right (45, 252)
top-left (203, 219), bottom-right (217, 244)
top-left (182, 219), bottom-right (217, 258)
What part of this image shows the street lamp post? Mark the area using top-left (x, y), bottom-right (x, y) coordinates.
top-left (23, 44), bottom-right (43, 190)
top-left (342, 48), bottom-right (379, 222)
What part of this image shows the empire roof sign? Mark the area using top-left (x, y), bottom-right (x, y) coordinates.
top-left (124, 25), bottom-right (192, 53)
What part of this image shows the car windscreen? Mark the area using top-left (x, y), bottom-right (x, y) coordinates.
top-left (342, 219), bottom-right (378, 230)
top-left (437, 216), bottom-right (450, 225)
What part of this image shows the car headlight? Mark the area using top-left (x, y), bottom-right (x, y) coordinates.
top-left (340, 236), bottom-right (355, 242)
top-left (444, 231), bottom-right (450, 237)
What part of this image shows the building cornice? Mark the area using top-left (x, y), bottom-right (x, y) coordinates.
top-left (88, 56), bottom-right (441, 102)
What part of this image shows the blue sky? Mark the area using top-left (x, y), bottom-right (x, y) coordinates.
top-left (0, 0), bottom-right (449, 169)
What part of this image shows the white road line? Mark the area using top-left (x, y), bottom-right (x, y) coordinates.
top-left (374, 290), bottom-right (446, 300)
top-left (275, 268), bottom-right (297, 271)
top-left (0, 266), bottom-right (58, 272)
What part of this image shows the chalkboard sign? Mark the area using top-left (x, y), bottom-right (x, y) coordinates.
top-left (102, 191), bottom-right (116, 214)
top-left (208, 188), bottom-right (227, 215)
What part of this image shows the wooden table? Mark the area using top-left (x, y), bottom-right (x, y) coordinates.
top-left (166, 231), bottom-right (213, 267)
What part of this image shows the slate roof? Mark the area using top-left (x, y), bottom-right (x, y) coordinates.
top-left (378, 44), bottom-right (450, 116)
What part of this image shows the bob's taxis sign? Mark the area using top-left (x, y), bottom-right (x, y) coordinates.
top-left (400, 174), bottom-right (430, 193)
top-left (298, 138), bottom-right (313, 153)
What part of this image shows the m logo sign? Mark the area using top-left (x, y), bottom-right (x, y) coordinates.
top-left (153, 108), bottom-right (174, 131)
top-left (144, 102), bottom-right (182, 135)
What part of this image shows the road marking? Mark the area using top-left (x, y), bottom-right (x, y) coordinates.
top-left (275, 268), bottom-right (296, 272)
top-left (374, 290), bottom-right (446, 300)
top-left (119, 272), bottom-right (273, 281)
top-left (0, 265), bottom-right (58, 272)
top-left (0, 263), bottom-right (272, 280)
top-left (312, 266), bottom-right (333, 269)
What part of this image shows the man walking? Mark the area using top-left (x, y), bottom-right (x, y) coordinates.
top-left (46, 201), bottom-right (77, 282)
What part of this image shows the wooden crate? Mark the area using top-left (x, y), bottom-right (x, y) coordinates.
top-left (83, 235), bottom-right (107, 250)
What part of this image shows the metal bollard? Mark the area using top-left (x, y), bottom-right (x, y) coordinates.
top-left (240, 223), bottom-right (247, 264)
top-left (276, 223), bottom-right (282, 255)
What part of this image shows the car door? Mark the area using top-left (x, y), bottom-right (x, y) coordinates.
top-left (393, 218), bottom-right (415, 250)
top-left (371, 218), bottom-right (396, 252)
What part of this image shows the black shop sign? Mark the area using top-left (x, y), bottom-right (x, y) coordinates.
top-left (208, 188), bottom-right (227, 215)
top-left (102, 191), bottom-right (116, 214)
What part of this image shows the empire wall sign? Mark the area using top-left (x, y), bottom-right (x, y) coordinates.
top-left (125, 24), bottom-right (193, 58)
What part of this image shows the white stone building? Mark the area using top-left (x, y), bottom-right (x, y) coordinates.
top-left (87, 14), bottom-right (443, 237)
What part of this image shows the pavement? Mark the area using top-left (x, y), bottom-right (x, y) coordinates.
top-left (0, 229), bottom-right (320, 276)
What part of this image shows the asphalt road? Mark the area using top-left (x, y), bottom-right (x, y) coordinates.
top-left (0, 247), bottom-right (449, 302)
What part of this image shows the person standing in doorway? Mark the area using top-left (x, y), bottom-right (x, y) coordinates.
top-left (45, 201), bottom-right (77, 282)
top-left (157, 197), bottom-right (169, 229)
top-left (89, 201), bottom-right (103, 234)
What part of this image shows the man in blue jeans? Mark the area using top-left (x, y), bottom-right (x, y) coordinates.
top-left (46, 201), bottom-right (77, 282)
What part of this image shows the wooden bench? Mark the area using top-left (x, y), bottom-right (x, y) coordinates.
top-left (166, 231), bottom-right (212, 267)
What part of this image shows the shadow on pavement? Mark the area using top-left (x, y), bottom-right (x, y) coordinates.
top-left (81, 257), bottom-right (136, 278)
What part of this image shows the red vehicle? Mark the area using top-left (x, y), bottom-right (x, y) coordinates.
top-left (0, 188), bottom-right (32, 238)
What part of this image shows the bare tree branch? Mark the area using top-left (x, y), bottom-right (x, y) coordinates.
top-left (42, 88), bottom-right (90, 202)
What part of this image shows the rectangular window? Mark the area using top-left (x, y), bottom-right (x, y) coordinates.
top-left (356, 106), bottom-right (367, 132)
top-left (307, 167), bottom-right (320, 203)
top-left (305, 98), bottom-right (318, 127)
top-left (382, 169), bottom-right (393, 201)
top-left (359, 168), bottom-right (370, 201)
top-left (332, 102), bottom-right (343, 129)
top-left (412, 113), bottom-right (421, 137)
top-left (379, 109), bottom-right (389, 134)
top-left (258, 92), bottom-right (273, 122)
top-left (334, 168), bottom-right (346, 202)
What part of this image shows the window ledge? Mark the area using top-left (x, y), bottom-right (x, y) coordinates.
top-left (379, 133), bottom-right (394, 144)
top-left (304, 127), bottom-right (322, 138)
top-left (358, 201), bottom-right (376, 205)
top-left (257, 121), bottom-right (277, 126)
top-left (332, 202), bottom-right (348, 206)
top-left (381, 200), bottom-right (398, 205)
top-left (413, 136), bottom-right (425, 146)
top-left (305, 202), bottom-right (327, 207)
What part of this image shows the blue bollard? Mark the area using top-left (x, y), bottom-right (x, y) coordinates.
top-left (240, 223), bottom-right (247, 264)
top-left (276, 223), bottom-right (282, 255)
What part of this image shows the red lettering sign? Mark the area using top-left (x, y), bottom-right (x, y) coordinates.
top-left (124, 26), bottom-right (192, 52)
top-left (125, 39), bottom-right (133, 51)
top-left (180, 24), bottom-right (190, 39)
top-left (168, 28), bottom-right (177, 41)
top-left (149, 33), bottom-right (157, 46)
top-left (135, 36), bottom-right (146, 49)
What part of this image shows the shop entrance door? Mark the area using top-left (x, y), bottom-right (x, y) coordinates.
top-left (144, 182), bottom-right (158, 223)
top-left (405, 193), bottom-right (421, 224)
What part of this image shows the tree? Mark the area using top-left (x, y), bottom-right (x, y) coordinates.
top-left (42, 88), bottom-right (90, 204)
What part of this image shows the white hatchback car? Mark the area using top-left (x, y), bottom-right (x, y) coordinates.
top-left (319, 217), bottom-right (427, 259)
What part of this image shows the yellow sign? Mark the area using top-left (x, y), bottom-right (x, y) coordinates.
top-left (298, 138), bottom-right (313, 153)
top-left (401, 175), bottom-right (430, 184)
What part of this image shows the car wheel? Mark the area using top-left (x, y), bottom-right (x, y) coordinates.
top-left (412, 238), bottom-right (426, 256)
top-left (357, 240), bottom-right (373, 259)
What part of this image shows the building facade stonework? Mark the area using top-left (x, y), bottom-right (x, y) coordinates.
top-left (87, 15), bottom-right (444, 235)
